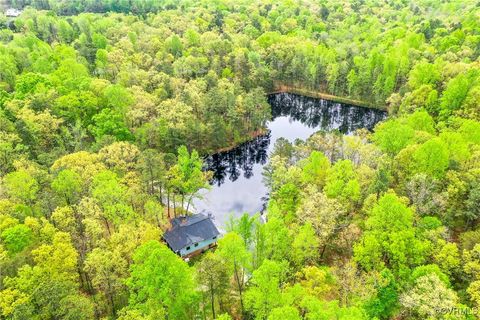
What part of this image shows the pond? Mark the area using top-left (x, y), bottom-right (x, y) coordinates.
top-left (193, 92), bottom-right (387, 227)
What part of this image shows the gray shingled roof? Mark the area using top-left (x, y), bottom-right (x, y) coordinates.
top-left (163, 214), bottom-right (220, 252)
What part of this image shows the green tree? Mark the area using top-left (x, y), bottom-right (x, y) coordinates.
top-left (459, 119), bottom-right (480, 145)
top-left (0, 232), bottom-right (91, 319)
top-left (440, 70), bottom-right (478, 118)
top-left (290, 223), bottom-right (320, 267)
top-left (196, 252), bottom-right (229, 319)
top-left (90, 108), bottom-right (133, 142)
top-left (401, 274), bottom-right (459, 319)
top-left (405, 110), bottom-right (435, 134)
top-left (372, 120), bottom-right (415, 155)
top-left (137, 149), bottom-right (167, 203)
top-left (364, 269), bottom-right (399, 320)
top-left (1, 224), bottom-right (32, 254)
top-left (217, 232), bottom-right (251, 317)
top-left (300, 151), bottom-right (330, 188)
top-left (408, 61), bottom-right (440, 89)
top-left (268, 306), bottom-right (301, 320)
top-left (412, 138), bottom-right (449, 179)
top-left (91, 170), bottom-right (135, 234)
top-left (245, 260), bottom-right (286, 320)
top-left (324, 160), bottom-right (360, 207)
top-left (3, 170), bottom-right (39, 206)
top-left (354, 192), bottom-right (429, 275)
top-left (51, 169), bottom-right (82, 205)
top-left (168, 146), bottom-right (209, 215)
top-left (84, 248), bottom-right (128, 317)
top-left (297, 187), bottom-right (346, 259)
top-left (125, 240), bottom-right (198, 319)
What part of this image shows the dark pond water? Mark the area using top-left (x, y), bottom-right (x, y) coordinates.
top-left (193, 93), bottom-right (387, 227)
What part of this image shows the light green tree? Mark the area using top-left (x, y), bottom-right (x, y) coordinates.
top-left (125, 240), bottom-right (198, 319)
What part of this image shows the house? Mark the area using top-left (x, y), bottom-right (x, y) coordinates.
top-left (163, 213), bottom-right (220, 258)
top-left (5, 8), bottom-right (21, 17)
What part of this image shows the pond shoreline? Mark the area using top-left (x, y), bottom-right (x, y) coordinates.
top-left (196, 93), bottom-right (387, 226)
top-left (209, 128), bottom-right (268, 155)
top-left (269, 84), bottom-right (387, 111)
top-left (207, 89), bottom-right (386, 156)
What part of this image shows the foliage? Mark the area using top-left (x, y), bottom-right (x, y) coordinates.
top-left (125, 240), bottom-right (198, 319)
top-left (1, 0), bottom-right (480, 319)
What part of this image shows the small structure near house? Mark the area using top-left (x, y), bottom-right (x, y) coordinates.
top-left (163, 213), bottom-right (220, 258)
top-left (5, 8), bottom-right (21, 17)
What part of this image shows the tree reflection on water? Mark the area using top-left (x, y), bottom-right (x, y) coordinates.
top-left (203, 93), bottom-right (386, 187)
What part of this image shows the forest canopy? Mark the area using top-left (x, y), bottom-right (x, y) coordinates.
top-left (2, 0), bottom-right (480, 319)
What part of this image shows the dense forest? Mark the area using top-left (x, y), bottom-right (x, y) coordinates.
top-left (1, 0), bottom-right (480, 319)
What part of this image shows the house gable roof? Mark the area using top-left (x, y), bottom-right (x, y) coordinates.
top-left (163, 213), bottom-right (220, 252)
